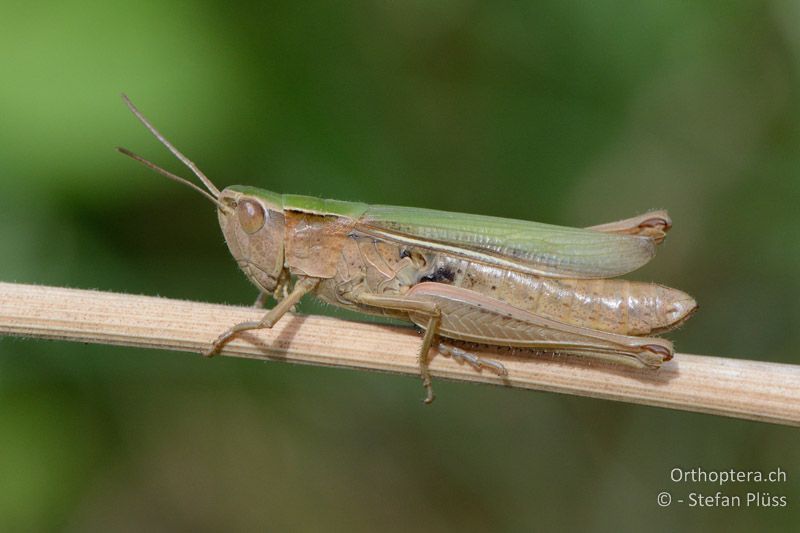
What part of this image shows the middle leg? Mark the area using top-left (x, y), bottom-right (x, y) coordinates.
top-left (355, 292), bottom-right (441, 403)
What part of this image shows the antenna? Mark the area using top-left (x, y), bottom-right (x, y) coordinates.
top-left (116, 147), bottom-right (227, 211)
top-left (120, 94), bottom-right (221, 198)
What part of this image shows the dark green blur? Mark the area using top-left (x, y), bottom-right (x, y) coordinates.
top-left (1, 1), bottom-right (798, 531)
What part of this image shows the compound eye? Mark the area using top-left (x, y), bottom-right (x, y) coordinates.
top-left (237, 199), bottom-right (266, 234)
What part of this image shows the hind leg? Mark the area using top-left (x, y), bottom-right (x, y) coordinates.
top-left (437, 343), bottom-right (508, 376)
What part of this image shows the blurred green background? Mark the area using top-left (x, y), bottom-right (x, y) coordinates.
top-left (1, 1), bottom-right (798, 531)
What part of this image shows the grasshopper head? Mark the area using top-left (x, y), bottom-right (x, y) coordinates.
top-left (117, 95), bottom-right (287, 294)
top-left (218, 187), bottom-right (286, 293)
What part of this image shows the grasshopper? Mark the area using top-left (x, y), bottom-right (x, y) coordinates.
top-left (118, 95), bottom-right (696, 403)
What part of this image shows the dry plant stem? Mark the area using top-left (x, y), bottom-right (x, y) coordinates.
top-left (0, 282), bottom-right (798, 427)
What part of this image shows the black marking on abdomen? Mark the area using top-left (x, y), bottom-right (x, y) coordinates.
top-left (419, 266), bottom-right (456, 284)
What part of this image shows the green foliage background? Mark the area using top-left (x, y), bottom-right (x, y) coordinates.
top-left (1, 1), bottom-right (798, 530)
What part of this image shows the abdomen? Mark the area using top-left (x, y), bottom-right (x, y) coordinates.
top-left (431, 256), bottom-right (696, 336)
top-left (314, 236), bottom-right (696, 336)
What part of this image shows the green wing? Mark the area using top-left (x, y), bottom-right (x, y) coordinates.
top-left (356, 204), bottom-right (657, 279)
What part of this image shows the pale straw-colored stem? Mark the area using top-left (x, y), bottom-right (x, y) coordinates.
top-left (1, 282), bottom-right (798, 426)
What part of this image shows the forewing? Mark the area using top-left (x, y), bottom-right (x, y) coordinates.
top-left (356, 204), bottom-right (656, 278)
